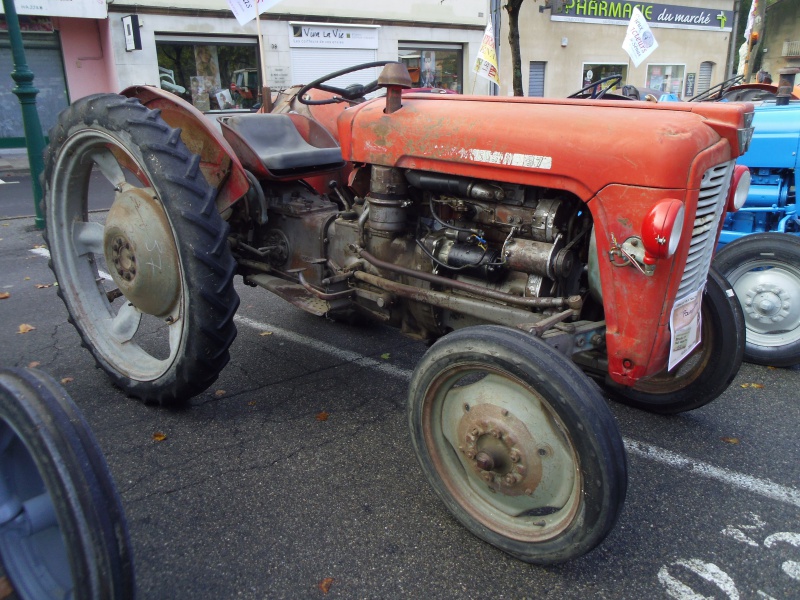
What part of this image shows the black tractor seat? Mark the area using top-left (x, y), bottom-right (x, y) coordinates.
top-left (219, 113), bottom-right (345, 180)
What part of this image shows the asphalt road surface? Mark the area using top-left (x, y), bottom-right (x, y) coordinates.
top-left (1, 215), bottom-right (799, 599)
top-left (0, 172), bottom-right (115, 219)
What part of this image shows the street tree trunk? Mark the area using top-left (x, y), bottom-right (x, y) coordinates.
top-left (505, 0), bottom-right (525, 96)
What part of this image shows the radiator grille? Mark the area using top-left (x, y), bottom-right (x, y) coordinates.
top-left (676, 161), bottom-right (733, 298)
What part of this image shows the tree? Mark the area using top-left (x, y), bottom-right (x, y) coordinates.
top-left (505, 0), bottom-right (525, 96)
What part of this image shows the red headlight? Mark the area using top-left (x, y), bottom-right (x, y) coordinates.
top-left (641, 199), bottom-right (685, 264)
top-left (726, 165), bottom-right (751, 212)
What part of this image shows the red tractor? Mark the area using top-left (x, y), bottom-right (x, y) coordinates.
top-left (43, 62), bottom-right (753, 564)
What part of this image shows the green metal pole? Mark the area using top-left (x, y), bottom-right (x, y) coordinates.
top-left (3, 0), bottom-right (46, 229)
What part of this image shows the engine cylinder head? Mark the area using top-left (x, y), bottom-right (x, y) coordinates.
top-left (368, 166), bottom-right (408, 232)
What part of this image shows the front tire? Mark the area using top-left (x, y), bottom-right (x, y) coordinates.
top-left (0, 368), bottom-right (134, 599)
top-left (714, 233), bottom-right (800, 367)
top-left (408, 325), bottom-right (627, 564)
top-left (43, 94), bottom-right (239, 404)
top-left (609, 267), bottom-right (745, 414)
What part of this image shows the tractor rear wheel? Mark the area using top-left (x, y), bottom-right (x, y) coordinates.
top-left (44, 94), bottom-right (239, 404)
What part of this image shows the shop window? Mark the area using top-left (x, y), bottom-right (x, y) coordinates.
top-left (581, 63), bottom-right (627, 93)
top-left (156, 38), bottom-right (260, 111)
top-left (646, 64), bottom-right (686, 97)
top-left (399, 44), bottom-right (463, 93)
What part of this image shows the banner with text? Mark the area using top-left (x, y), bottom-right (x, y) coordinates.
top-left (473, 17), bottom-right (500, 86)
top-left (552, 1), bottom-right (732, 32)
top-left (288, 23), bottom-right (379, 49)
top-left (227, 0), bottom-right (283, 27)
top-left (622, 7), bottom-right (659, 67)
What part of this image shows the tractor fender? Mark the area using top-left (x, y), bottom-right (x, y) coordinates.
top-left (121, 85), bottom-right (250, 213)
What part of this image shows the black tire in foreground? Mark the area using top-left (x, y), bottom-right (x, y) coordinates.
top-left (408, 325), bottom-right (627, 564)
top-left (0, 367), bottom-right (134, 599)
top-left (608, 267), bottom-right (745, 414)
top-left (714, 233), bottom-right (800, 367)
top-left (43, 93), bottom-right (239, 405)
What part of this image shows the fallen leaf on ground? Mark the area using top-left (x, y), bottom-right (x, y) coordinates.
top-left (0, 292), bottom-right (9, 300)
top-left (318, 578), bottom-right (334, 594)
top-left (34, 283), bottom-right (51, 289)
top-left (316, 411), bottom-right (329, 422)
top-left (28, 361), bottom-right (40, 368)
top-left (248, 400), bottom-right (256, 406)
top-left (740, 383), bottom-right (764, 389)
top-left (721, 437), bottom-right (740, 444)
top-left (259, 331), bottom-right (273, 336)
top-left (32, 244), bottom-right (46, 249)
top-left (380, 352), bottom-right (390, 360)
top-left (767, 366), bottom-right (777, 370)
top-left (23, 276), bottom-right (30, 281)
top-left (60, 377), bottom-right (74, 384)
top-left (214, 389), bottom-right (226, 397)
top-left (17, 324), bottom-right (35, 334)
top-left (0, 575), bottom-right (14, 599)
top-left (152, 432), bottom-right (167, 442)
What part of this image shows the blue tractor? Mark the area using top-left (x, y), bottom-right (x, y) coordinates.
top-left (712, 83), bottom-right (800, 367)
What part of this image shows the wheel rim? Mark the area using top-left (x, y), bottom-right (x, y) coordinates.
top-left (0, 421), bottom-right (72, 598)
top-left (48, 128), bottom-right (186, 382)
top-left (727, 260), bottom-right (800, 348)
top-left (423, 364), bottom-right (581, 542)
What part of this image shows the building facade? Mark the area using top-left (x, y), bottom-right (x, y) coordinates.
top-left (1, 0), bottom-right (490, 147)
top-left (497, 0), bottom-right (736, 99)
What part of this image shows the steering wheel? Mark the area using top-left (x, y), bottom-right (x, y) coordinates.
top-left (297, 61), bottom-right (399, 105)
top-left (568, 75), bottom-right (623, 99)
top-left (688, 74), bottom-right (744, 102)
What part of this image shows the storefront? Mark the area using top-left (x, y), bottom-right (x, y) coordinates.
top-left (499, 0), bottom-right (734, 99)
top-left (1, 0), bottom-right (114, 149)
top-left (106, 6), bottom-right (485, 114)
top-left (0, 17), bottom-right (69, 148)
top-left (1, 0), bottom-right (486, 146)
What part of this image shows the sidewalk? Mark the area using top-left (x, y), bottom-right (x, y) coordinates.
top-left (0, 150), bottom-right (33, 176)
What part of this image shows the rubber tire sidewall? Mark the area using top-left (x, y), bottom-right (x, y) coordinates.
top-left (43, 94), bottom-right (239, 404)
top-left (714, 233), bottom-right (800, 367)
top-left (408, 325), bottom-right (627, 565)
top-left (0, 367), bottom-right (134, 600)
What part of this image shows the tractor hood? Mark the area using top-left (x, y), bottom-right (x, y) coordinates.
top-left (338, 94), bottom-right (753, 200)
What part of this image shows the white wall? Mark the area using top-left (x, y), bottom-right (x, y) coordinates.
top-left (108, 0), bottom-right (489, 27)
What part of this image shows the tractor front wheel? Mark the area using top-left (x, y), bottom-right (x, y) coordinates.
top-left (408, 325), bottom-right (627, 564)
top-left (608, 267), bottom-right (744, 414)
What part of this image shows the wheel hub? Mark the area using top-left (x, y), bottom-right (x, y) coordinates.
top-left (743, 283), bottom-right (790, 324)
top-left (103, 186), bottom-right (180, 317)
top-left (456, 403), bottom-right (543, 496)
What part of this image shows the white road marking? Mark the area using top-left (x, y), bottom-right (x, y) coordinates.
top-left (624, 440), bottom-right (800, 509)
top-left (29, 247), bottom-right (112, 281)
top-left (236, 314), bottom-right (800, 510)
top-left (658, 559), bottom-right (740, 600)
top-left (0, 179), bottom-right (19, 185)
top-left (235, 315), bottom-right (412, 381)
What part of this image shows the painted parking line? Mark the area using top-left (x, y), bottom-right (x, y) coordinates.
top-left (24, 245), bottom-right (800, 511)
top-left (30, 247), bottom-right (112, 281)
top-left (235, 314), bottom-right (800, 510)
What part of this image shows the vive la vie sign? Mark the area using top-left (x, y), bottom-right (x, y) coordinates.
top-left (122, 15), bottom-right (142, 52)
